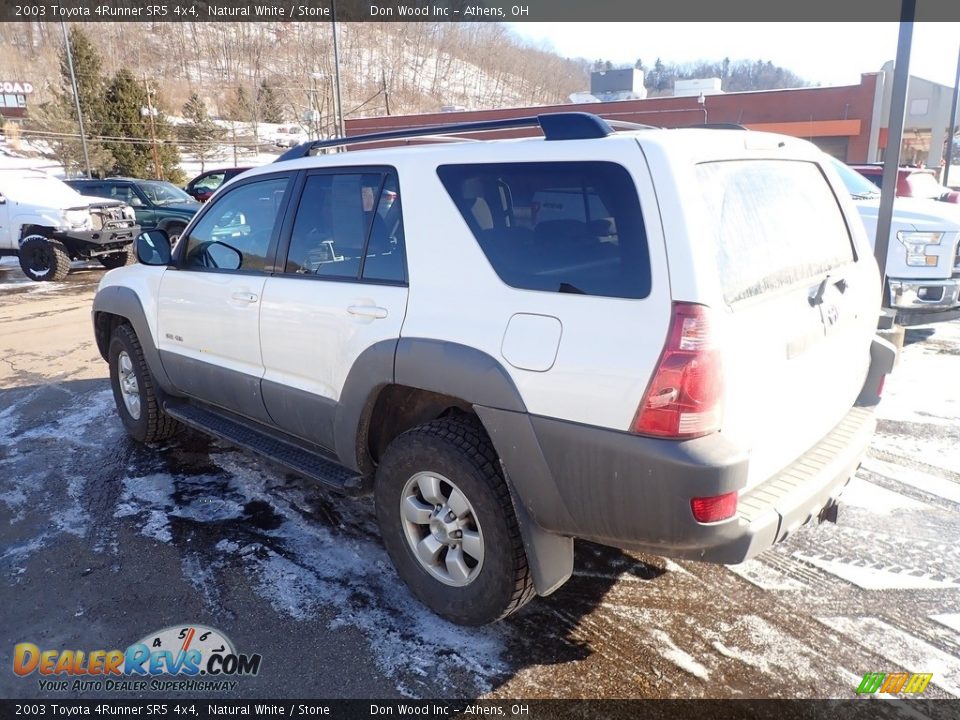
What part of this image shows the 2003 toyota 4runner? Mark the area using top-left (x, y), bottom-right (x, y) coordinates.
top-left (93, 113), bottom-right (896, 625)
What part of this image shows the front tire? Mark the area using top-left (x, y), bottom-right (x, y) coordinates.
top-left (166, 223), bottom-right (186, 245)
top-left (18, 235), bottom-right (71, 282)
top-left (374, 416), bottom-right (535, 625)
top-left (108, 324), bottom-right (181, 443)
top-left (99, 245), bottom-right (136, 269)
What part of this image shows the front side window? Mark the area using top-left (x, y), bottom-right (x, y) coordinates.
top-left (285, 171), bottom-right (406, 283)
top-left (437, 161), bottom-right (651, 299)
top-left (105, 184), bottom-right (143, 207)
top-left (183, 176), bottom-right (289, 272)
top-left (194, 173), bottom-right (225, 192)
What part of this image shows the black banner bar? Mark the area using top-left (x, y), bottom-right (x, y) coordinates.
top-left (0, 699), bottom-right (955, 719)
top-left (2, 0), bottom-right (960, 23)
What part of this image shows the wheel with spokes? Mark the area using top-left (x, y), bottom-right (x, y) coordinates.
top-left (374, 416), bottom-right (534, 625)
top-left (108, 324), bottom-right (181, 443)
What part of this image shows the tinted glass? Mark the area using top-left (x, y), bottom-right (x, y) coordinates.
top-left (183, 177), bottom-right (289, 272)
top-left (437, 162), bottom-right (651, 299)
top-left (696, 160), bottom-right (855, 305)
top-left (361, 173), bottom-right (406, 283)
top-left (139, 181), bottom-right (193, 204)
top-left (285, 172), bottom-right (382, 279)
top-left (195, 173), bottom-right (225, 191)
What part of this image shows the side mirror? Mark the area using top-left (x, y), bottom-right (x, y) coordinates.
top-left (135, 230), bottom-right (172, 266)
top-left (204, 241), bottom-right (242, 270)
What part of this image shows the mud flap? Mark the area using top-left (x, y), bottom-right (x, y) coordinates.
top-left (504, 475), bottom-right (574, 596)
top-left (856, 335), bottom-right (897, 407)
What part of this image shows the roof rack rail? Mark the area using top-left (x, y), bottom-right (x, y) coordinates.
top-left (688, 123), bottom-right (749, 130)
top-left (274, 112), bottom-right (621, 162)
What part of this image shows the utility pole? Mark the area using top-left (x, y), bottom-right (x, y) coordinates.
top-left (61, 21), bottom-right (91, 178)
top-left (331, 0), bottom-right (346, 140)
top-left (943, 44), bottom-right (960, 188)
top-left (874, 0), bottom-right (915, 307)
top-left (382, 68), bottom-right (391, 116)
top-left (142, 75), bottom-right (162, 180)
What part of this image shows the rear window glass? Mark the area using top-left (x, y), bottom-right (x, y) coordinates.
top-left (696, 160), bottom-right (855, 304)
top-left (437, 161), bottom-right (651, 299)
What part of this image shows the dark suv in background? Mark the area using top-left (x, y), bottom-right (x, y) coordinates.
top-left (66, 178), bottom-right (201, 243)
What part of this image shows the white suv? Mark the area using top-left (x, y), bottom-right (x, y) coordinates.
top-left (93, 113), bottom-right (895, 625)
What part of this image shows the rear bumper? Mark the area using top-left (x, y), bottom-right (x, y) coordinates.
top-left (524, 405), bottom-right (874, 564)
top-left (479, 340), bottom-right (893, 566)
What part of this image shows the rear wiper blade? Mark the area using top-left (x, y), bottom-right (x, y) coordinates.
top-left (809, 275), bottom-right (830, 306)
top-left (558, 282), bottom-right (586, 294)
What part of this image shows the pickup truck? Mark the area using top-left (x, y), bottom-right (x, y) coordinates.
top-left (0, 169), bottom-right (140, 281)
top-left (830, 158), bottom-right (960, 325)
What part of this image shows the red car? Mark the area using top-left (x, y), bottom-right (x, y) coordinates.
top-left (184, 166), bottom-right (252, 203)
top-left (850, 164), bottom-right (960, 204)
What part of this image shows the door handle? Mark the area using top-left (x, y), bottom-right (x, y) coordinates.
top-left (231, 291), bottom-right (259, 303)
top-left (347, 304), bottom-right (388, 319)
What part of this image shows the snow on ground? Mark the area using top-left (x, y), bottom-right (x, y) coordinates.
top-left (837, 475), bottom-right (930, 514)
top-left (818, 616), bottom-right (960, 697)
top-left (793, 553), bottom-right (960, 591)
top-left (931, 614), bottom-right (960, 635)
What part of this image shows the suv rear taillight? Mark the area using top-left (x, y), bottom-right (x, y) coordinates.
top-left (630, 303), bottom-right (723, 439)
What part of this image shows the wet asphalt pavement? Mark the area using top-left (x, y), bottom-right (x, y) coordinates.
top-left (1, 262), bottom-right (959, 704)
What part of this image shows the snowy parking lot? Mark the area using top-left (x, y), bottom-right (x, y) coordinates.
top-left (1, 263), bottom-right (959, 701)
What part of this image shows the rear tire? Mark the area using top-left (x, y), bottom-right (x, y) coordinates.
top-left (374, 416), bottom-right (535, 625)
top-left (99, 245), bottom-right (136, 269)
top-left (18, 235), bottom-right (71, 282)
top-left (108, 324), bottom-right (181, 443)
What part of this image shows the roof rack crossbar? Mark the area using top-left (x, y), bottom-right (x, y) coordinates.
top-left (275, 112), bottom-right (616, 162)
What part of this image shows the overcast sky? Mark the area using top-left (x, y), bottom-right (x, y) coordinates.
top-left (507, 23), bottom-right (960, 89)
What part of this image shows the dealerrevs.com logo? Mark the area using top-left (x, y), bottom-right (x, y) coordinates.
top-left (14, 625), bottom-right (262, 693)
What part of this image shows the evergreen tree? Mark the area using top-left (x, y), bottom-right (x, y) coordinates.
top-left (228, 86), bottom-right (253, 122)
top-left (101, 69), bottom-right (183, 182)
top-left (257, 81), bottom-right (284, 124)
top-left (179, 93), bottom-right (225, 172)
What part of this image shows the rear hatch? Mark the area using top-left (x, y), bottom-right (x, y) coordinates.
top-left (693, 157), bottom-right (876, 489)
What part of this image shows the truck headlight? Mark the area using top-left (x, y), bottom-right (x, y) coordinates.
top-left (898, 231), bottom-right (943, 267)
top-left (61, 209), bottom-right (92, 230)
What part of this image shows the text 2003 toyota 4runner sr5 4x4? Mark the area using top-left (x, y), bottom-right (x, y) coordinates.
top-left (93, 113), bottom-right (895, 625)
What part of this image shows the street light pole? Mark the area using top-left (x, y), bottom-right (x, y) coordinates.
top-left (874, 0), bottom-right (915, 306)
top-left (61, 21), bottom-right (91, 178)
top-left (943, 44), bottom-right (960, 188)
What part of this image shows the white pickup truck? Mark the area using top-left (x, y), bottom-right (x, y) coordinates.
top-left (0, 169), bottom-right (140, 281)
top-left (829, 158), bottom-right (960, 326)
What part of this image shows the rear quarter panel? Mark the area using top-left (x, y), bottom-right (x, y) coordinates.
top-left (394, 137), bottom-right (673, 431)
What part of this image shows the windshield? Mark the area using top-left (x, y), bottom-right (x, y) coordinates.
top-left (139, 181), bottom-right (194, 205)
top-left (825, 157), bottom-right (880, 199)
top-left (0, 173), bottom-right (86, 207)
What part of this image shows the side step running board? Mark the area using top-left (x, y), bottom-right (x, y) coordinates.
top-left (164, 401), bottom-right (366, 496)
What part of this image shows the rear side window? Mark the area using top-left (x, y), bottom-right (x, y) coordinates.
top-left (437, 161), bottom-right (651, 299)
top-left (696, 160), bottom-right (855, 305)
